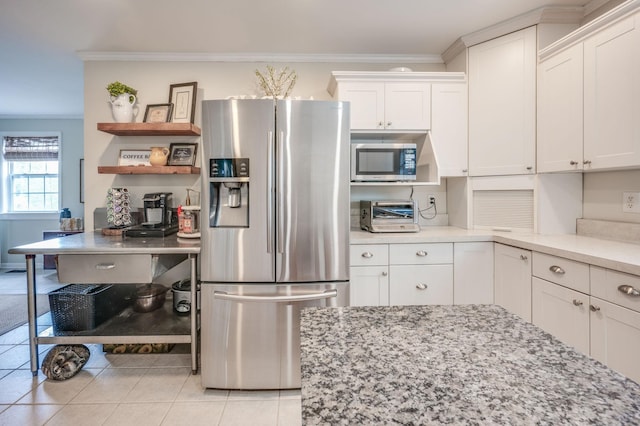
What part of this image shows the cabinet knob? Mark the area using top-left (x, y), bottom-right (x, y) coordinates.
top-left (618, 285), bottom-right (640, 297)
top-left (583, 160), bottom-right (592, 165)
top-left (361, 251), bottom-right (373, 258)
top-left (382, 271), bottom-right (388, 276)
top-left (416, 250), bottom-right (428, 257)
top-left (416, 283), bottom-right (428, 290)
top-left (462, 169), bottom-right (468, 173)
top-left (378, 121), bottom-right (384, 128)
top-left (569, 160), bottom-right (578, 166)
top-left (549, 265), bottom-right (565, 275)
top-left (572, 299), bottom-right (583, 306)
top-left (526, 166), bottom-right (533, 171)
top-left (590, 305), bottom-right (601, 312)
top-left (520, 254), bottom-right (528, 261)
top-left (386, 121), bottom-right (392, 127)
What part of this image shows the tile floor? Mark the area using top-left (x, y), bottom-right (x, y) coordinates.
top-left (0, 269), bottom-right (302, 426)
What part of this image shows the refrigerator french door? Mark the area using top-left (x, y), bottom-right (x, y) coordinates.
top-left (200, 99), bottom-right (350, 389)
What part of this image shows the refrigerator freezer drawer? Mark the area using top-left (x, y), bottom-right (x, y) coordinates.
top-left (200, 282), bottom-right (349, 390)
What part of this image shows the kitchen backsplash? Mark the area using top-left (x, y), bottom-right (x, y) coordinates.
top-left (577, 219), bottom-right (640, 245)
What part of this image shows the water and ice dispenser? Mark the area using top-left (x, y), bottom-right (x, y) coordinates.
top-left (209, 158), bottom-right (250, 228)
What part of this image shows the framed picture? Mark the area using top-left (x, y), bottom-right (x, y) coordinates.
top-left (168, 82), bottom-right (197, 124)
top-left (168, 143), bottom-right (198, 166)
top-left (143, 103), bottom-right (174, 123)
top-left (118, 149), bottom-right (151, 166)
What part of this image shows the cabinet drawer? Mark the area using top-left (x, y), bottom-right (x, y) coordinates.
top-left (532, 252), bottom-right (589, 293)
top-left (389, 264), bottom-right (453, 305)
top-left (57, 254), bottom-right (154, 283)
top-left (389, 243), bottom-right (453, 265)
top-left (591, 266), bottom-right (640, 313)
top-left (350, 244), bottom-right (388, 267)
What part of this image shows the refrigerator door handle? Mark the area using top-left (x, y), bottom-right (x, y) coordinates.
top-left (277, 130), bottom-right (285, 254)
top-left (213, 289), bottom-right (338, 303)
top-left (267, 131), bottom-right (274, 253)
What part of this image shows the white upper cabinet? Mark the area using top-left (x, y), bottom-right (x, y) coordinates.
top-left (537, 43), bottom-right (584, 172)
top-left (584, 11), bottom-right (640, 170)
top-left (468, 26), bottom-right (537, 176)
top-left (431, 83), bottom-right (469, 176)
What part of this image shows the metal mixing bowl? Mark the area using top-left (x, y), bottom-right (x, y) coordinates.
top-left (133, 284), bottom-right (168, 313)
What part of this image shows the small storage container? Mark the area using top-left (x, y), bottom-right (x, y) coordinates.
top-left (48, 284), bottom-right (136, 332)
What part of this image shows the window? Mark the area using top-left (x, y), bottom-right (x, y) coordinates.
top-left (1, 133), bottom-right (60, 213)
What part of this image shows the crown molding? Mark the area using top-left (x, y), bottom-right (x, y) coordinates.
top-left (77, 51), bottom-right (443, 64)
top-left (441, 5), bottom-right (585, 64)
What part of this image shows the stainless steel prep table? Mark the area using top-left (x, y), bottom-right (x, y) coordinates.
top-left (8, 231), bottom-right (200, 375)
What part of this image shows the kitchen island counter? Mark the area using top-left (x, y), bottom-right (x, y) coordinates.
top-left (301, 304), bottom-right (640, 424)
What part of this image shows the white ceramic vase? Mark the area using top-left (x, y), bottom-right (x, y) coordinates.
top-left (109, 93), bottom-right (137, 123)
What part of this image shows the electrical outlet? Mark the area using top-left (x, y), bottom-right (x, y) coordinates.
top-left (622, 192), bottom-right (640, 213)
top-left (428, 195), bottom-right (436, 206)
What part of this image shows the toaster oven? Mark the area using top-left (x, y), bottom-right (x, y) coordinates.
top-left (360, 200), bottom-right (420, 233)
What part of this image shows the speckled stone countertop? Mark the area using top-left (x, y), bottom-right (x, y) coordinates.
top-left (301, 304), bottom-right (640, 425)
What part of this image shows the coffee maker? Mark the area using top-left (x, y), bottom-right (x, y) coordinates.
top-left (124, 192), bottom-right (178, 237)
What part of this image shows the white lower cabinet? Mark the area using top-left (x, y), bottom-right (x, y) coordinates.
top-left (349, 244), bottom-right (389, 307)
top-left (494, 243), bottom-right (532, 321)
top-left (453, 242), bottom-right (494, 304)
top-left (389, 264), bottom-right (453, 305)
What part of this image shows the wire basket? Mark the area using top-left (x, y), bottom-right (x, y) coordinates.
top-left (48, 284), bottom-right (136, 333)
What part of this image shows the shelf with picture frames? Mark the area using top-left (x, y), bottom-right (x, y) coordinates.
top-left (97, 122), bottom-right (201, 136)
top-left (97, 166), bottom-right (200, 175)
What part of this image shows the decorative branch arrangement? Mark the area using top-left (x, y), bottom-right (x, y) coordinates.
top-left (255, 65), bottom-right (297, 98)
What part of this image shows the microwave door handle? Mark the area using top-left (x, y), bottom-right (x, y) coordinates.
top-left (213, 290), bottom-right (338, 303)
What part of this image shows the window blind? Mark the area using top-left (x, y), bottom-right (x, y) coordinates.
top-left (473, 189), bottom-right (534, 230)
top-left (2, 136), bottom-right (59, 160)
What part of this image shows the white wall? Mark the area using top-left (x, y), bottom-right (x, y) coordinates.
top-left (0, 118), bottom-right (84, 267)
top-left (584, 169), bottom-right (640, 224)
top-left (83, 61), bottom-right (445, 230)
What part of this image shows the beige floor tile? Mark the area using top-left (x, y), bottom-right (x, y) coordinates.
top-left (219, 400), bottom-right (279, 426)
top-left (125, 367), bottom-right (191, 403)
top-left (0, 369), bottom-right (44, 404)
top-left (17, 369), bottom-right (97, 404)
top-left (279, 389), bottom-right (301, 400)
top-left (162, 401), bottom-right (225, 425)
top-left (278, 399), bottom-right (302, 426)
top-left (151, 353), bottom-right (192, 368)
top-left (105, 353), bottom-right (162, 368)
top-left (0, 403), bottom-right (62, 426)
top-left (69, 367), bottom-right (146, 404)
top-left (45, 403), bottom-right (118, 426)
top-left (0, 345), bottom-right (32, 370)
top-left (227, 390), bottom-right (280, 401)
top-left (106, 402), bottom-right (171, 426)
top-left (175, 373), bottom-right (229, 402)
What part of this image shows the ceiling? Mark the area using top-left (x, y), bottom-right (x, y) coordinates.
top-left (0, 0), bottom-right (596, 118)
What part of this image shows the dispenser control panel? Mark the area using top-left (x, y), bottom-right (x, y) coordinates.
top-left (210, 158), bottom-right (250, 178)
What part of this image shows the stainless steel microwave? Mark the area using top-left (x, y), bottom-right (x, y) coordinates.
top-left (351, 143), bottom-right (417, 182)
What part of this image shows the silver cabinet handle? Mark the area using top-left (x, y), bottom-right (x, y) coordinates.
top-left (526, 166), bottom-right (533, 171)
top-left (416, 283), bottom-right (428, 290)
top-left (618, 285), bottom-right (640, 297)
top-left (549, 265), bottom-right (565, 275)
top-left (569, 160), bottom-right (578, 165)
top-left (382, 271), bottom-right (388, 276)
top-left (583, 160), bottom-right (592, 165)
top-left (95, 263), bottom-right (116, 270)
top-left (462, 169), bottom-right (468, 173)
top-left (572, 299), bottom-right (583, 306)
top-left (361, 251), bottom-right (373, 258)
top-left (213, 289), bottom-right (337, 303)
top-left (378, 121), bottom-right (384, 128)
top-left (590, 305), bottom-right (600, 312)
top-left (416, 250), bottom-right (428, 257)
top-left (520, 254), bottom-right (528, 261)
top-left (386, 122), bottom-right (392, 127)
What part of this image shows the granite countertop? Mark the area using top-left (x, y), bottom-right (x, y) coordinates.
top-left (301, 304), bottom-right (640, 425)
top-left (8, 231), bottom-right (200, 255)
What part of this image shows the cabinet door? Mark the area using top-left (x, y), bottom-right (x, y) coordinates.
top-left (584, 12), bottom-right (640, 170)
top-left (590, 297), bottom-right (640, 383)
top-left (384, 82), bottom-right (431, 130)
top-left (537, 43), bottom-right (584, 173)
top-left (494, 243), bottom-right (532, 322)
top-left (532, 277), bottom-right (590, 354)
top-left (338, 82), bottom-right (385, 130)
top-left (431, 83), bottom-right (468, 176)
top-left (389, 264), bottom-right (453, 305)
top-left (349, 266), bottom-right (389, 307)
top-left (468, 26), bottom-right (537, 176)
top-left (453, 242), bottom-right (494, 304)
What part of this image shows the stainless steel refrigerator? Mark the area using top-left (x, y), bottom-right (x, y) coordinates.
top-left (200, 99), bottom-right (350, 389)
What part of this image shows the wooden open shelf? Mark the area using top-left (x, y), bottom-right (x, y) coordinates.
top-left (97, 122), bottom-right (201, 136)
top-left (98, 166), bottom-right (200, 175)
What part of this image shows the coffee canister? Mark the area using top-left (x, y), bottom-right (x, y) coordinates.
top-left (171, 279), bottom-right (191, 316)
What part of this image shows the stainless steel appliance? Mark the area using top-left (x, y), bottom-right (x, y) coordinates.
top-left (124, 192), bottom-right (178, 237)
top-left (351, 142), bottom-right (417, 182)
top-left (360, 200), bottom-right (420, 233)
top-left (200, 99), bottom-right (350, 390)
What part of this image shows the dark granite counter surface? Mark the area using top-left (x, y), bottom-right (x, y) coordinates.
top-left (300, 304), bottom-right (640, 425)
